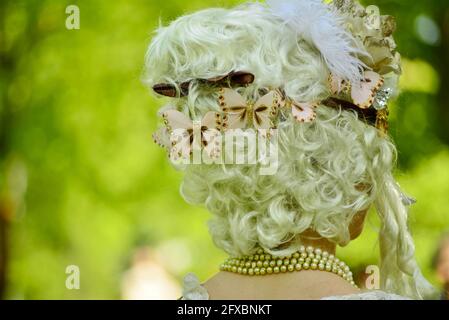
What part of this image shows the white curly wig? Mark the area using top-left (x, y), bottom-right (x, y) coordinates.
top-left (144, 1), bottom-right (436, 299)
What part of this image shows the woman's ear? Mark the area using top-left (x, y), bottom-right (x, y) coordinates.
top-left (349, 208), bottom-right (369, 241)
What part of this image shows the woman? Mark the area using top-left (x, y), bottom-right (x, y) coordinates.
top-left (145, 0), bottom-right (436, 300)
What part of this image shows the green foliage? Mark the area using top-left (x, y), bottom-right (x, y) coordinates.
top-left (0, 0), bottom-right (448, 299)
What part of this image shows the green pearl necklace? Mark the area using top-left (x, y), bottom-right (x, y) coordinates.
top-left (220, 245), bottom-right (357, 288)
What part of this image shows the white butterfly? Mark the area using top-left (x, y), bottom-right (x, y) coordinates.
top-left (218, 88), bottom-right (281, 130)
top-left (274, 89), bottom-right (318, 123)
top-left (330, 71), bottom-right (384, 109)
top-left (153, 109), bottom-right (223, 161)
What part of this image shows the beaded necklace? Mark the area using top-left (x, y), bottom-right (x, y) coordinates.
top-left (220, 245), bottom-right (357, 288)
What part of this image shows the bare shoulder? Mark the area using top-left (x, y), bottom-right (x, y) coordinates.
top-left (203, 271), bottom-right (361, 300)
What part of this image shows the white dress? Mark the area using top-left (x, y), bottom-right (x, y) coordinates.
top-left (181, 273), bottom-right (410, 300)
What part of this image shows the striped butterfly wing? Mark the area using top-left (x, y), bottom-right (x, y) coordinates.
top-left (219, 88), bottom-right (248, 130)
top-left (200, 111), bottom-right (223, 160)
top-left (252, 90), bottom-right (280, 130)
top-left (162, 109), bottom-right (193, 161)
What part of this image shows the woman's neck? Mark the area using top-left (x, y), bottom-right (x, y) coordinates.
top-left (298, 230), bottom-right (337, 255)
top-left (205, 237), bottom-right (358, 300)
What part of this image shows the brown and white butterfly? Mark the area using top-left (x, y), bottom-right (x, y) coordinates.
top-left (329, 71), bottom-right (384, 109)
top-left (274, 89), bottom-right (318, 123)
top-left (218, 88), bottom-right (282, 130)
top-left (153, 109), bottom-right (223, 161)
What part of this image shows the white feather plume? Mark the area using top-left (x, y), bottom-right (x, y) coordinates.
top-left (266, 0), bottom-right (366, 84)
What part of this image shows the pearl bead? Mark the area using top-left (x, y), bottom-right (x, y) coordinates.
top-left (269, 260), bottom-right (276, 267)
top-left (248, 268), bottom-right (254, 275)
top-left (299, 246), bottom-right (306, 253)
top-left (295, 264), bottom-right (302, 271)
top-left (311, 263), bottom-right (318, 270)
top-left (280, 266), bottom-right (287, 273)
top-left (291, 258), bottom-right (297, 265)
top-left (283, 259), bottom-right (290, 265)
top-left (306, 246), bottom-right (314, 253)
top-left (322, 252), bottom-right (329, 258)
top-left (260, 268), bottom-right (266, 275)
top-left (293, 252), bottom-right (300, 259)
top-left (267, 267), bottom-right (273, 274)
top-left (288, 265), bottom-right (294, 272)
top-left (315, 248), bottom-right (322, 255)
top-left (257, 261), bottom-right (263, 267)
top-left (303, 263), bottom-right (310, 270)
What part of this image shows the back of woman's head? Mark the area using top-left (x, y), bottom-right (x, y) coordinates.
top-left (145, 1), bottom-right (436, 299)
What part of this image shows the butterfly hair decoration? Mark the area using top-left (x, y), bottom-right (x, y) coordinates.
top-left (152, 71), bottom-right (255, 98)
top-left (218, 88), bottom-right (282, 130)
top-left (153, 109), bottom-right (223, 161)
top-left (270, 89), bottom-right (318, 123)
top-left (329, 70), bottom-right (384, 109)
top-left (327, 69), bottom-right (391, 134)
top-left (153, 70), bottom-right (392, 160)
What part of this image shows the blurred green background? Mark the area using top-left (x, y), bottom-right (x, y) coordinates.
top-left (0, 0), bottom-right (448, 299)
